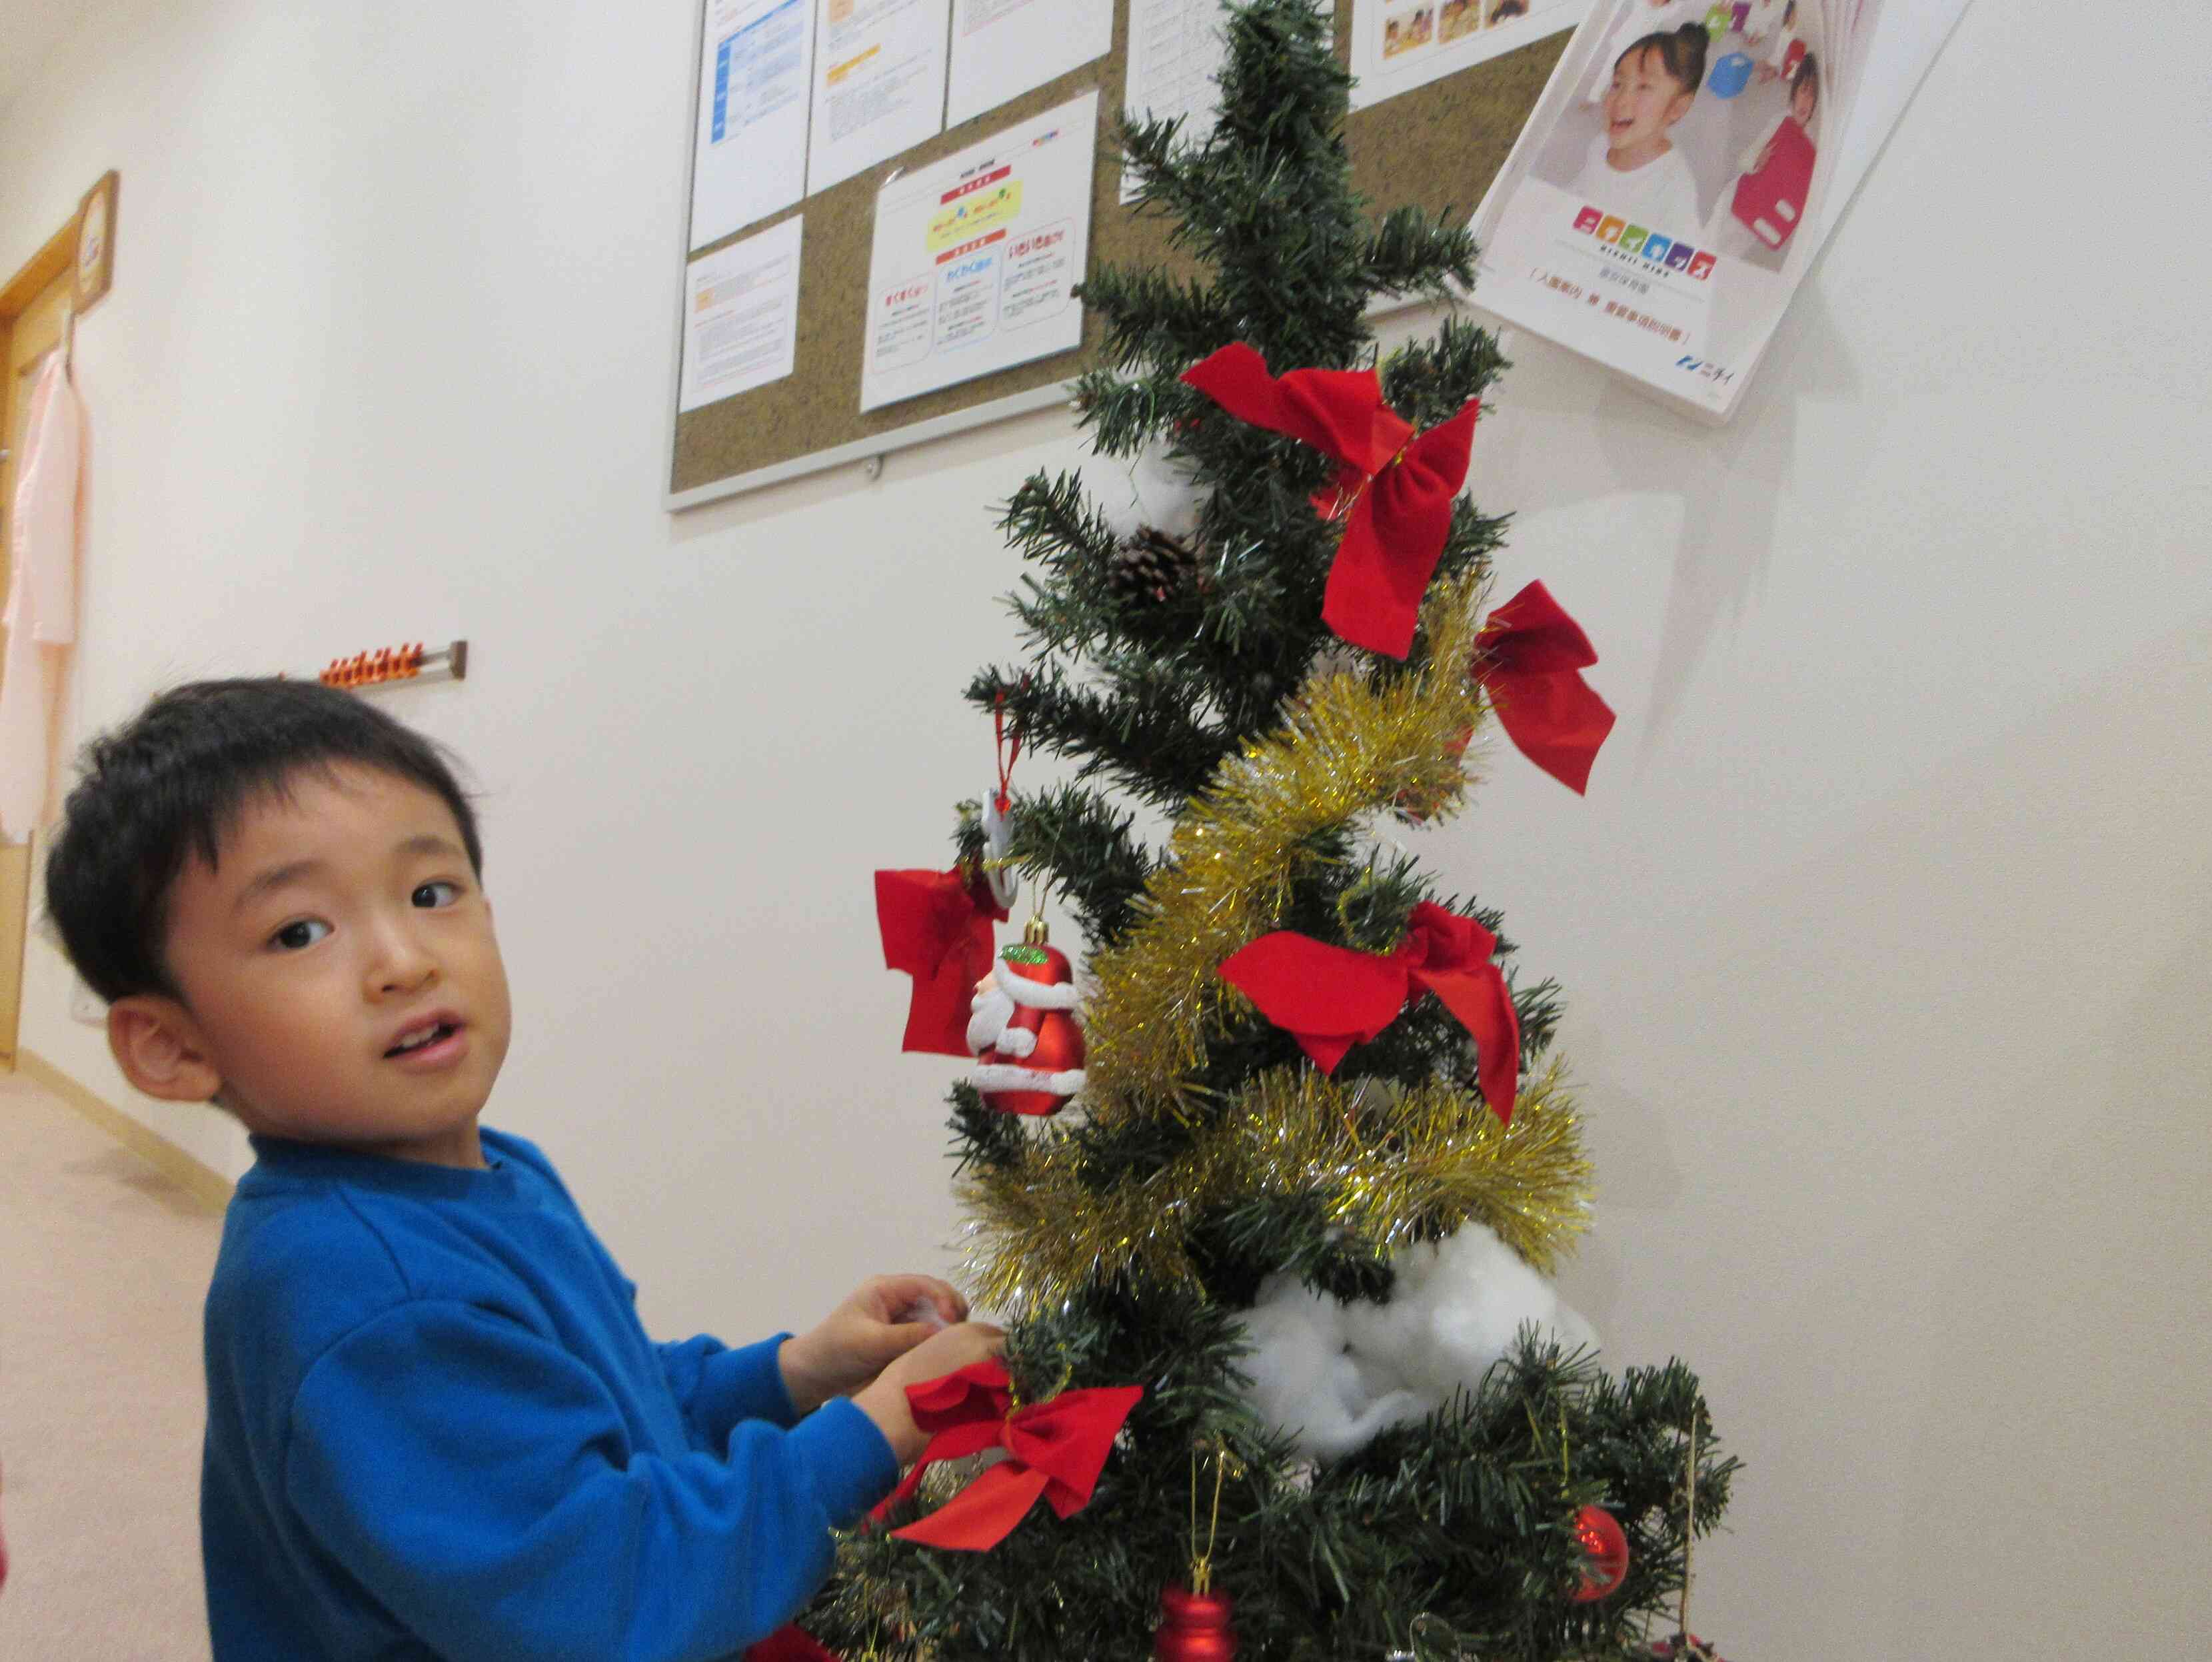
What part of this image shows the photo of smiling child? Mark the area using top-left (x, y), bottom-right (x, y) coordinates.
top-left (1567, 23), bottom-right (1709, 232)
top-left (1581, 0), bottom-right (1706, 103)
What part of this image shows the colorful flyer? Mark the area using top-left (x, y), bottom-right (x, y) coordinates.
top-left (861, 91), bottom-right (1100, 413)
top-left (1465, 0), bottom-right (1957, 419)
top-left (1346, 0), bottom-right (1590, 113)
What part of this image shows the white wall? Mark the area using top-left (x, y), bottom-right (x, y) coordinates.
top-left (3, 2), bottom-right (2207, 1656)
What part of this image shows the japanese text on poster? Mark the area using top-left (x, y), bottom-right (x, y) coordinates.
top-left (948, 0), bottom-right (1114, 128)
top-left (1121, 0), bottom-right (1232, 202)
top-left (808, 0), bottom-right (954, 193)
top-left (862, 91), bottom-right (1099, 411)
top-left (690, 0), bottom-right (814, 249)
top-left (680, 216), bottom-right (806, 411)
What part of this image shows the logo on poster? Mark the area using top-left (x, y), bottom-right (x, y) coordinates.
top-left (1574, 203), bottom-right (1714, 281)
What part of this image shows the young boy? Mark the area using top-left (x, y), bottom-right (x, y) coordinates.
top-left (43, 678), bottom-right (1003, 1659)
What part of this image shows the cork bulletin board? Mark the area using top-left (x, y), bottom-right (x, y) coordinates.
top-left (666, 2), bottom-right (1570, 509)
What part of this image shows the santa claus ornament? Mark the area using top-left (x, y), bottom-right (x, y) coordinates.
top-left (966, 917), bottom-right (1087, 1116)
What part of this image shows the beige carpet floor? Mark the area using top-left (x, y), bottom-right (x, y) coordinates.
top-left (0, 1068), bottom-right (220, 1660)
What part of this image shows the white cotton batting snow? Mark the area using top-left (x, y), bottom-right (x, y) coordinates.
top-left (1228, 1223), bottom-right (1599, 1459)
top-left (1094, 444), bottom-right (1205, 544)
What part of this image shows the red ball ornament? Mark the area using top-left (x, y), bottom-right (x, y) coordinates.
top-left (1570, 1503), bottom-right (1630, 1602)
top-left (1154, 1582), bottom-right (1236, 1661)
top-left (968, 923), bottom-right (1086, 1117)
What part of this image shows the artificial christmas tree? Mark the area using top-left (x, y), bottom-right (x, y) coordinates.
top-left (848, 1), bottom-right (1735, 1654)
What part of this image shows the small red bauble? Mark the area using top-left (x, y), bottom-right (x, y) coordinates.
top-left (1155, 1582), bottom-right (1237, 1661)
top-left (1570, 1503), bottom-right (1630, 1602)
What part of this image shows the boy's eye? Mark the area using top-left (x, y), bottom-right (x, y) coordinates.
top-left (413, 880), bottom-right (463, 908)
top-left (272, 919), bottom-right (331, 951)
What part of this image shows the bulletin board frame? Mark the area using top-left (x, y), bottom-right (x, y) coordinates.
top-left (664, 0), bottom-right (1574, 512)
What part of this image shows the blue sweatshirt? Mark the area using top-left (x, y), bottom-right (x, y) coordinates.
top-left (201, 1126), bottom-right (896, 1661)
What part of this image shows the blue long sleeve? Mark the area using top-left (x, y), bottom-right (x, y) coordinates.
top-left (200, 1128), bottom-right (897, 1661)
top-left (658, 1331), bottom-right (804, 1447)
top-left (285, 1304), bottom-right (885, 1661)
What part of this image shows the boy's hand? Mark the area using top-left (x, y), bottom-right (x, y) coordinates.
top-left (778, 1275), bottom-right (970, 1415)
top-left (850, 1321), bottom-right (1007, 1465)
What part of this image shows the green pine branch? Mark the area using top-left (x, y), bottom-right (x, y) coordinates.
top-left (842, 2), bottom-right (1735, 1653)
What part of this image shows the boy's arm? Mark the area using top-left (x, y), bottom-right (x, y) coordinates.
top-left (657, 1332), bottom-right (804, 1445)
top-left (285, 1301), bottom-right (897, 1662)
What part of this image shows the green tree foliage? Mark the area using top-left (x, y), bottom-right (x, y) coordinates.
top-left (811, 3), bottom-right (1734, 1654)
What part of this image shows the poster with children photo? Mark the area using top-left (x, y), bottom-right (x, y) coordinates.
top-left (1466, 0), bottom-right (1874, 418)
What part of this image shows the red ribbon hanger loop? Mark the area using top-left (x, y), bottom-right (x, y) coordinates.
top-left (992, 686), bottom-right (1024, 816)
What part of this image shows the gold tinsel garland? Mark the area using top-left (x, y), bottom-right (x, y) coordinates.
top-left (1078, 570), bottom-right (1496, 1127)
top-left (960, 1058), bottom-right (1592, 1319)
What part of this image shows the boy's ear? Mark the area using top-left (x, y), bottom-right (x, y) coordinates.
top-left (107, 996), bottom-right (223, 1103)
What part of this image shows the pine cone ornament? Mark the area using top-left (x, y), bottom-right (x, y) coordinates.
top-left (1110, 526), bottom-right (1202, 604)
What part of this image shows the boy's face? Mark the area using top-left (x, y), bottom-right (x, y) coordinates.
top-left (134, 764), bottom-right (511, 1168)
top-left (1791, 78), bottom-right (1817, 125)
top-left (1604, 47), bottom-right (1694, 153)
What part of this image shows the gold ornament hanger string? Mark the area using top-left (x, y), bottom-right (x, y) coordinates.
top-left (1678, 1415), bottom-right (1699, 1642)
top-left (1525, 1397), bottom-right (1572, 1491)
top-left (1188, 1439), bottom-right (1233, 1595)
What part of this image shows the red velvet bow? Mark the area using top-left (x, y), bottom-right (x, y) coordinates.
top-left (874, 864), bottom-right (1009, 1056)
top-left (745, 1627), bottom-right (840, 1662)
top-left (874, 1361), bottom-right (1144, 1551)
top-left (1475, 580), bottom-right (1616, 794)
top-left (1181, 343), bottom-right (1480, 660)
top-left (1218, 901), bottom-right (1520, 1124)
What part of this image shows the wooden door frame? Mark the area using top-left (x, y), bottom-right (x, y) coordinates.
top-left (0, 211), bottom-right (91, 1072)
top-left (0, 217), bottom-right (78, 324)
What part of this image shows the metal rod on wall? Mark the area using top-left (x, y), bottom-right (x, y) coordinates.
top-left (307, 639), bottom-right (469, 692)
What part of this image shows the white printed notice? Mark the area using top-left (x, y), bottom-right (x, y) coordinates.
top-left (861, 91), bottom-right (1099, 413)
top-left (680, 217), bottom-right (805, 412)
top-left (1121, 0), bottom-right (1232, 203)
top-left (948, 0), bottom-right (1113, 129)
top-left (807, 0), bottom-right (952, 195)
top-left (1346, 0), bottom-right (1589, 113)
top-left (689, 0), bottom-right (815, 249)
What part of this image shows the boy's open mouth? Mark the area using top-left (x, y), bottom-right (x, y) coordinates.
top-left (385, 1021), bottom-right (459, 1058)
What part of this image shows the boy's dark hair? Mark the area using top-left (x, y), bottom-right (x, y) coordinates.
top-left (1620, 23), bottom-right (1709, 95)
top-left (45, 678), bottom-right (483, 1004)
